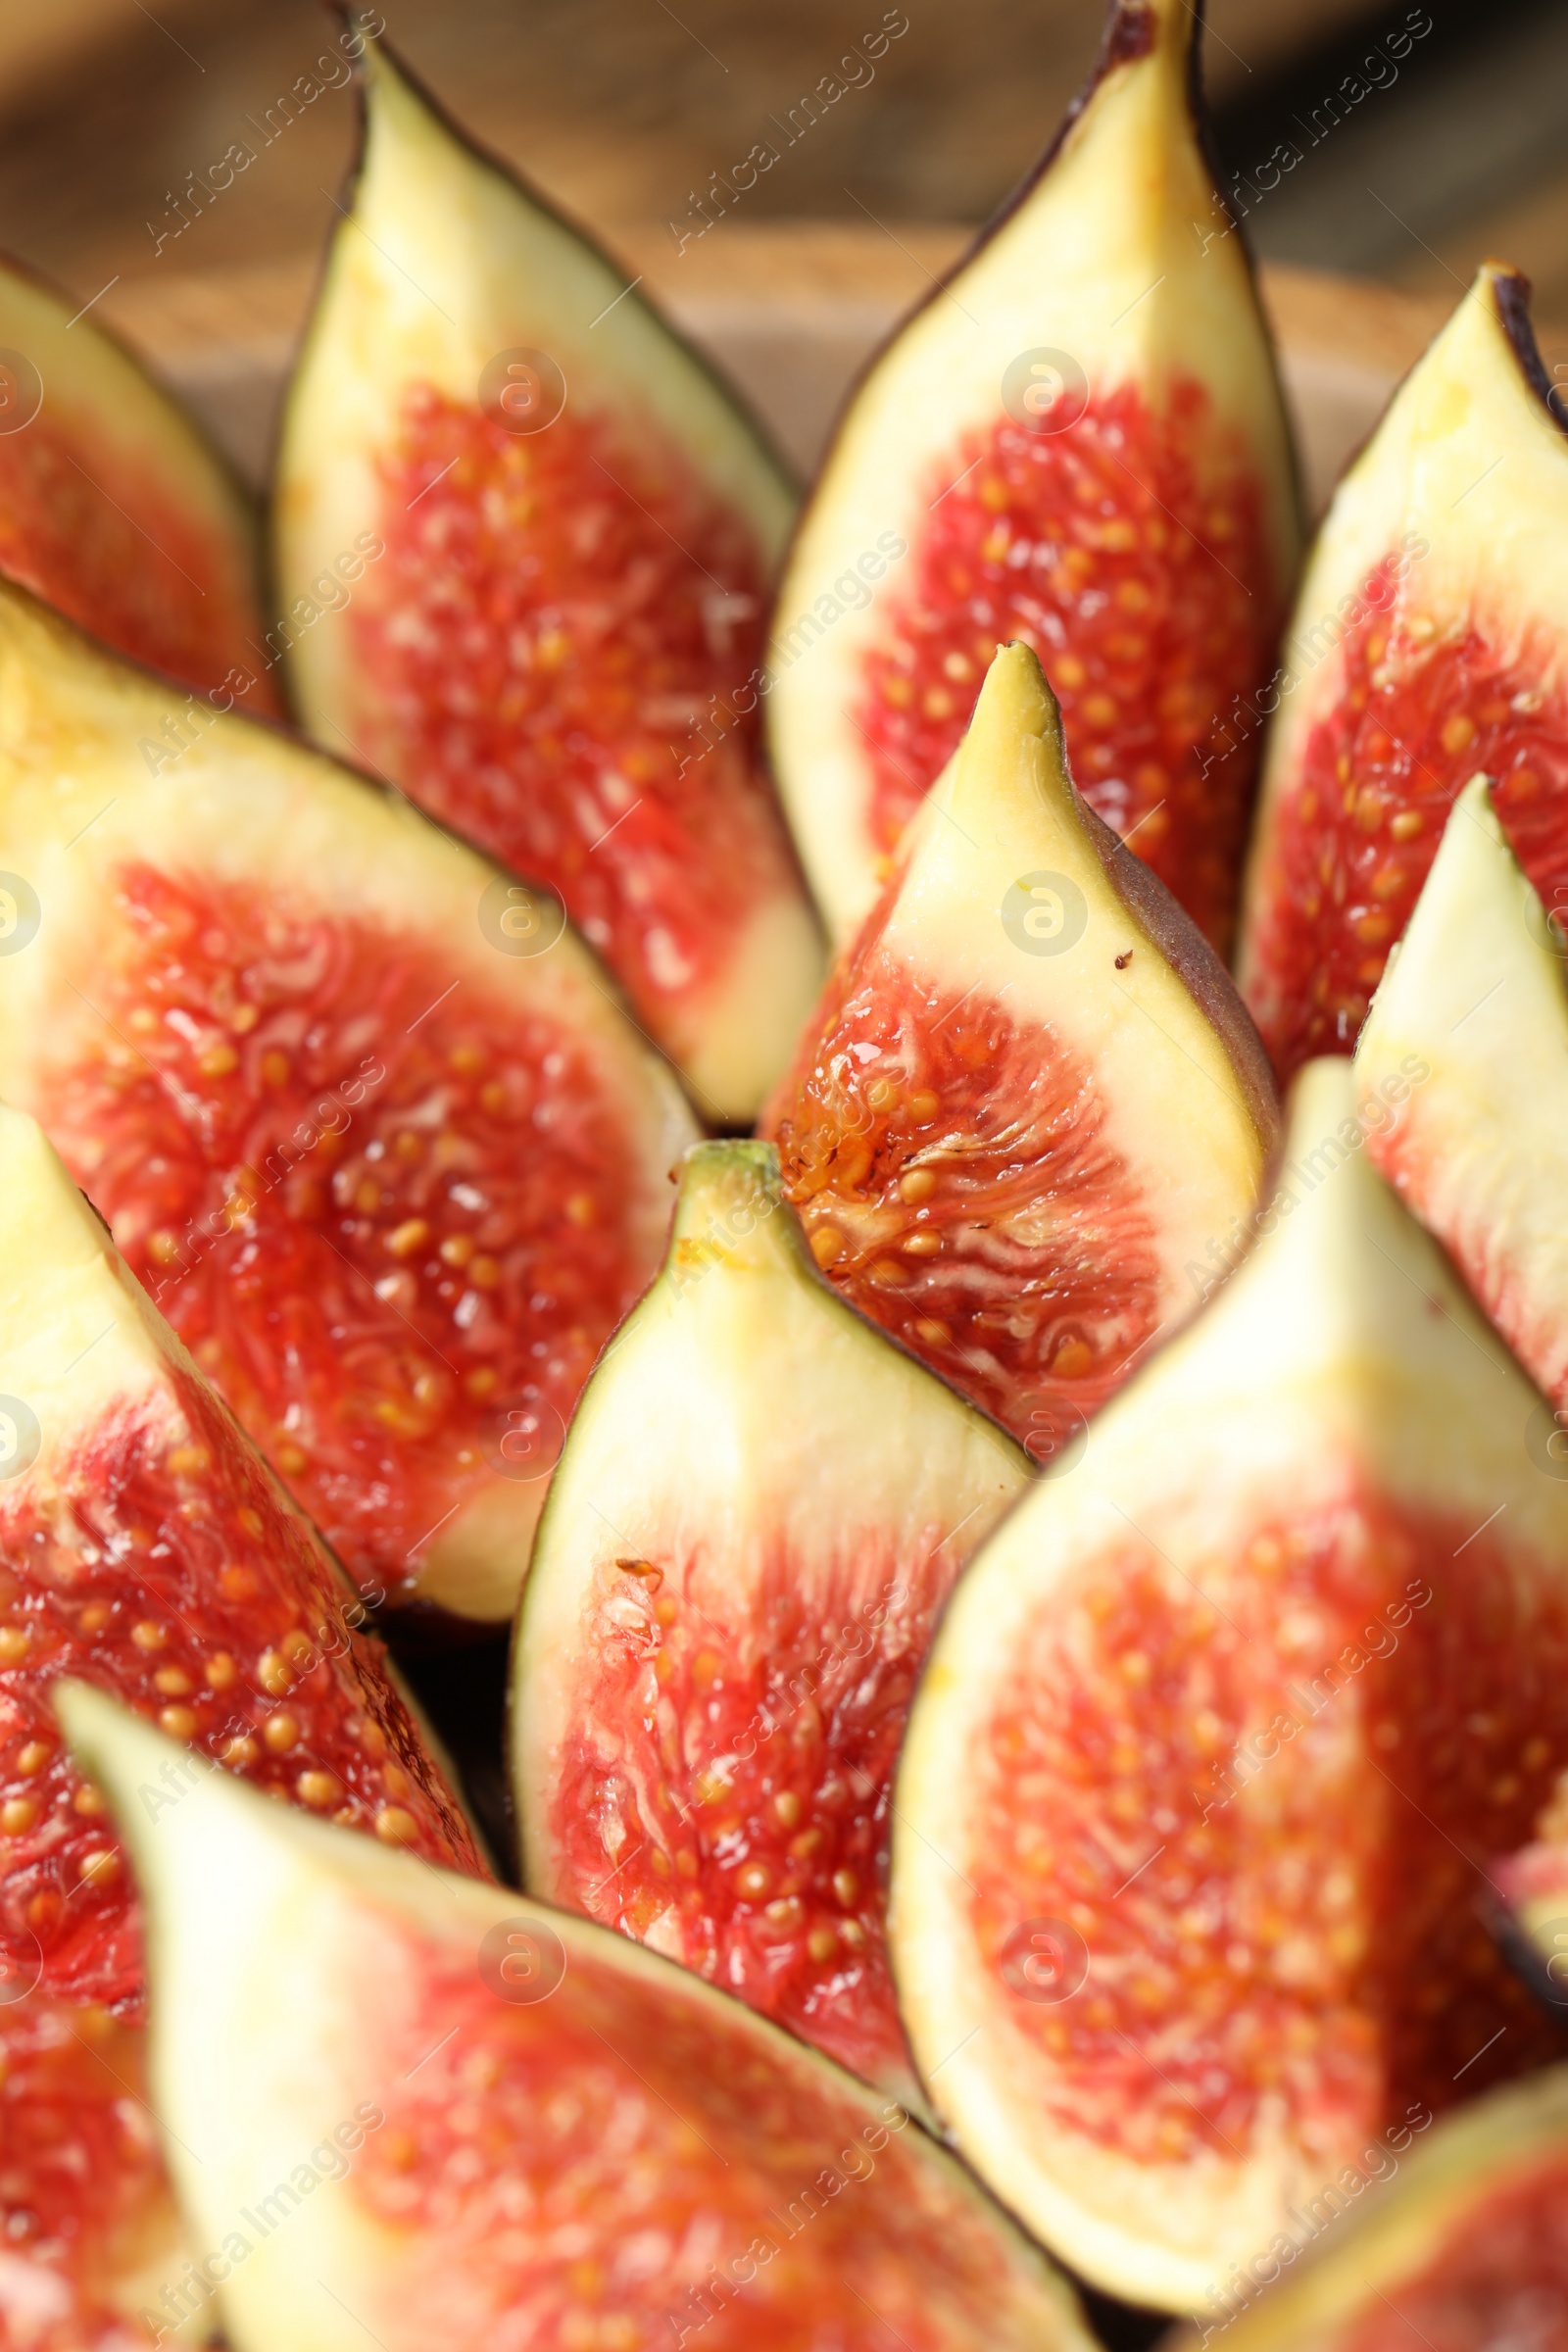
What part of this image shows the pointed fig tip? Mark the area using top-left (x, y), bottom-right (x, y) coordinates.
top-left (678, 1137), bottom-right (781, 1190)
top-left (1101, 0), bottom-right (1183, 70)
top-left (53, 1678), bottom-right (129, 1770)
top-left (1284, 1052), bottom-right (1357, 1138)
top-left (668, 1139), bottom-right (787, 1258)
top-left (974, 638), bottom-right (1059, 740)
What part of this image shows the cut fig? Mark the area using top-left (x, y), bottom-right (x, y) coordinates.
top-left (891, 1056), bottom-right (1568, 2310)
top-left (1161, 2067), bottom-right (1568, 2352)
top-left (1238, 261), bottom-right (1568, 1085)
top-left (0, 250), bottom-right (277, 714)
top-left (0, 1098), bottom-right (485, 2347)
top-left (271, 36), bottom-right (821, 1121)
top-left (1354, 775), bottom-right (1568, 1420)
top-left (513, 1138), bottom-right (1029, 2101)
top-left (760, 640), bottom-right (1277, 1457)
top-left (60, 1685), bottom-right (1098, 2352)
top-left (766, 0), bottom-right (1300, 953)
top-left (0, 582), bottom-right (698, 1622)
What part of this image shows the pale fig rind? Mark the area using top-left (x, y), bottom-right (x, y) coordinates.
top-left (764, 641), bottom-right (1279, 1446)
top-left (890, 1057), bottom-right (1568, 2309)
top-left (1354, 774), bottom-right (1568, 1415)
top-left (1160, 2066), bottom-right (1568, 2352)
top-left (271, 34), bottom-right (820, 1121)
top-left (0, 579), bottom-right (698, 1623)
top-left (0, 247), bottom-right (274, 704)
top-left (58, 1685), bottom-right (1097, 2352)
top-left (0, 1097), bottom-right (486, 2342)
top-left (1238, 261), bottom-right (1568, 1073)
top-left (766, 0), bottom-right (1300, 946)
top-left (513, 1137), bottom-right (1029, 2099)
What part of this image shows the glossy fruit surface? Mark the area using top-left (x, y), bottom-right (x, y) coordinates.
top-left (763, 641), bottom-right (1276, 1459)
top-left (272, 39), bottom-right (821, 1120)
top-left (767, 0), bottom-right (1299, 952)
top-left (514, 1141), bottom-right (1028, 2099)
top-left (0, 583), bottom-right (697, 1621)
top-left (0, 1100), bottom-right (483, 2349)
top-left (2, 1363), bottom-right (479, 2010)
top-left (1240, 264), bottom-right (1568, 1082)
top-left (0, 251), bottom-right (277, 713)
top-left (892, 1058), bottom-right (1568, 2310)
top-left (60, 1688), bottom-right (1098, 2352)
top-left (53, 863), bottom-right (653, 1605)
top-left (854, 377), bottom-right (1278, 953)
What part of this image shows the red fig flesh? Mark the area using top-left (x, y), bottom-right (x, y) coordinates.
top-left (0, 584), bottom-right (697, 1622)
top-left (767, 0), bottom-right (1299, 953)
top-left (514, 1140), bottom-right (1028, 2101)
top-left (762, 641), bottom-right (1276, 1458)
top-left (1240, 264), bottom-right (1568, 1084)
top-left (59, 1687), bottom-right (1098, 2352)
top-left (0, 253), bottom-right (278, 715)
top-left (892, 1058), bottom-right (1568, 2309)
top-left (272, 39), bottom-right (821, 1120)
top-left (0, 1101), bottom-right (484, 2347)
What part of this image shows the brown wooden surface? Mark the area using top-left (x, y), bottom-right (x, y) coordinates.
top-left (96, 232), bottom-right (1568, 518)
top-left (0, 0), bottom-right (1371, 284)
top-left (3, 4), bottom-right (1567, 333)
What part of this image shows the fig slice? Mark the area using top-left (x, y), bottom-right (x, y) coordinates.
top-left (0, 1098), bottom-right (486, 2349)
top-left (765, 0), bottom-right (1300, 955)
top-left (0, 581), bottom-right (698, 1623)
top-left (1238, 261), bottom-right (1568, 1086)
top-left (760, 639), bottom-right (1278, 1459)
top-left (58, 1685), bottom-right (1098, 2352)
top-left (1354, 775), bottom-right (1568, 1420)
top-left (1161, 2067), bottom-right (1568, 2352)
top-left (271, 35), bottom-right (822, 1122)
top-left (513, 1137), bottom-right (1029, 2102)
top-left (0, 250), bottom-right (278, 715)
top-left (890, 1056), bottom-right (1568, 2311)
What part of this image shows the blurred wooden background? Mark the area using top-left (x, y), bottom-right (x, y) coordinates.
top-left (2, 0), bottom-right (1566, 302)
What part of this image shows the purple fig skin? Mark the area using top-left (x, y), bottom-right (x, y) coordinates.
top-left (1077, 788), bottom-right (1281, 1152)
top-left (1030, 648), bottom-right (1281, 1153)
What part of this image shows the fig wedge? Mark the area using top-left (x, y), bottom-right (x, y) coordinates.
top-left (513, 1138), bottom-right (1029, 2102)
top-left (760, 640), bottom-right (1277, 1458)
top-left (0, 581), bottom-right (697, 1623)
top-left (1354, 775), bottom-right (1568, 1420)
top-left (891, 1057), bottom-right (1568, 2311)
top-left (272, 35), bottom-right (821, 1121)
top-left (1239, 262), bottom-right (1568, 1084)
top-left (766, 0), bottom-right (1300, 953)
top-left (0, 250), bottom-right (278, 714)
top-left (1161, 2068), bottom-right (1568, 2352)
top-left (0, 1099), bottom-right (484, 2350)
top-left (58, 1685), bottom-right (1097, 2352)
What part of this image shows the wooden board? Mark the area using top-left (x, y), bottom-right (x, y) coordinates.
top-left (96, 227), bottom-right (1568, 516)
